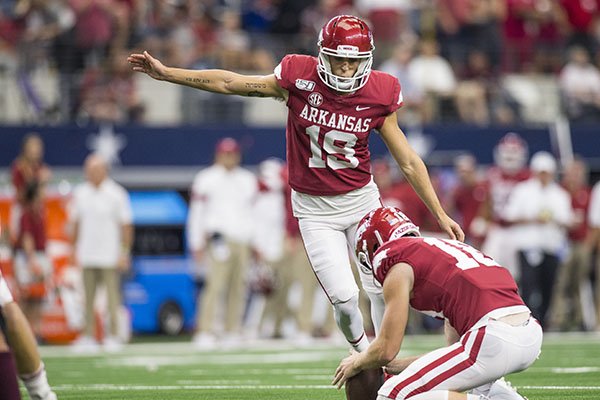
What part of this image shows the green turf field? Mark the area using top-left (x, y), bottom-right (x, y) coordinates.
top-left (36, 333), bottom-right (600, 399)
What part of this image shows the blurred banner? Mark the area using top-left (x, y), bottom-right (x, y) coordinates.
top-left (0, 123), bottom-right (597, 169)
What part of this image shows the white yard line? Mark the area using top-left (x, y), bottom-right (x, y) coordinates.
top-left (521, 386), bottom-right (600, 390)
top-left (49, 384), bottom-right (600, 392)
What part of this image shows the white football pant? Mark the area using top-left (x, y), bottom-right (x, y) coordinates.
top-left (377, 317), bottom-right (543, 399)
top-left (299, 212), bottom-right (385, 350)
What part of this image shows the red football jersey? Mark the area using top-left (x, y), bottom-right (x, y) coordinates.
top-left (274, 55), bottom-right (403, 195)
top-left (485, 166), bottom-right (531, 223)
top-left (373, 237), bottom-right (525, 335)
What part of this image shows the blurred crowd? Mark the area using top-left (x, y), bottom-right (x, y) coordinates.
top-left (1, 0), bottom-right (600, 125)
top-left (2, 131), bottom-right (600, 353)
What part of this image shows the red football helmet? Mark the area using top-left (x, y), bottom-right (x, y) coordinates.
top-left (355, 207), bottom-right (420, 274)
top-left (317, 15), bottom-right (374, 93)
top-left (493, 132), bottom-right (528, 174)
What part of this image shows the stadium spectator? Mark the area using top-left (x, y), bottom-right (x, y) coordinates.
top-left (354, 0), bottom-right (415, 60)
top-left (559, 45), bottom-right (600, 122)
top-left (187, 138), bottom-right (258, 349)
top-left (501, 0), bottom-right (538, 72)
top-left (548, 156), bottom-right (594, 331)
top-left (559, 0), bottom-right (600, 56)
top-left (448, 153), bottom-right (488, 247)
top-left (0, 271), bottom-right (57, 400)
top-left (70, 0), bottom-right (120, 67)
top-left (78, 48), bottom-right (145, 123)
top-left (378, 43), bottom-right (425, 125)
top-left (69, 153), bottom-right (133, 353)
top-left (480, 132), bottom-right (530, 279)
top-left (407, 38), bottom-right (458, 122)
top-left (435, 0), bottom-right (504, 72)
top-left (454, 49), bottom-right (492, 125)
top-left (530, 0), bottom-right (568, 74)
top-left (12, 180), bottom-right (51, 338)
top-left (333, 206), bottom-right (542, 400)
top-left (588, 179), bottom-right (600, 330)
top-left (14, 0), bottom-right (76, 121)
top-left (504, 151), bottom-right (573, 327)
top-left (128, 15), bottom-right (463, 354)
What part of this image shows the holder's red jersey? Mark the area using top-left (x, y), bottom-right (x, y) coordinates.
top-left (372, 237), bottom-right (525, 335)
top-left (274, 55), bottom-right (403, 196)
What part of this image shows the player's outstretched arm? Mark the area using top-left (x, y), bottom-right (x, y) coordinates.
top-left (127, 50), bottom-right (286, 99)
top-left (379, 112), bottom-right (465, 241)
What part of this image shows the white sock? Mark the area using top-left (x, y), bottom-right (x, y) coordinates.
top-left (20, 362), bottom-right (54, 399)
top-left (350, 333), bottom-right (371, 352)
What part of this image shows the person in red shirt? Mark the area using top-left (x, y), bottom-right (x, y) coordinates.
top-left (560, 0), bottom-right (600, 54)
top-left (12, 182), bottom-right (52, 337)
top-left (11, 133), bottom-right (51, 208)
top-left (480, 132), bottom-right (531, 279)
top-left (448, 154), bottom-right (488, 247)
top-left (128, 15), bottom-right (463, 352)
top-left (333, 207), bottom-right (542, 400)
top-left (373, 158), bottom-right (442, 236)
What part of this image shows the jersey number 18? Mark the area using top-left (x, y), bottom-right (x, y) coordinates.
top-left (305, 125), bottom-right (359, 169)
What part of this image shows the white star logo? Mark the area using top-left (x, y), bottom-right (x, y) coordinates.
top-left (86, 124), bottom-right (127, 165)
top-left (406, 127), bottom-right (435, 159)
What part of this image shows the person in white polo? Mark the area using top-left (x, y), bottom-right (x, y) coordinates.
top-left (187, 138), bottom-right (257, 349)
top-left (69, 153), bottom-right (133, 352)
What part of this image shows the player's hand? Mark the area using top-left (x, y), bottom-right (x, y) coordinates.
top-left (438, 215), bottom-right (465, 242)
top-left (117, 254), bottom-right (131, 273)
top-left (332, 350), bottom-right (361, 389)
top-left (127, 51), bottom-right (167, 81)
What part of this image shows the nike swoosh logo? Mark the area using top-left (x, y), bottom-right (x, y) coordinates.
top-left (356, 106), bottom-right (370, 111)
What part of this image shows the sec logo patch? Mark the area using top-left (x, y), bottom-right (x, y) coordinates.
top-left (308, 92), bottom-right (323, 107)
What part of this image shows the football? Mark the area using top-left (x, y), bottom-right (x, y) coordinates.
top-left (345, 368), bottom-right (384, 400)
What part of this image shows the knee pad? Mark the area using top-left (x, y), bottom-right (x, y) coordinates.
top-left (333, 293), bottom-right (360, 320)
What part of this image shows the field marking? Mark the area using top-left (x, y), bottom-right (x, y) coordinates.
top-left (187, 368), bottom-right (333, 375)
top-left (52, 384), bottom-right (336, 391)
top-left (96, 351), bottom-right (343, 369)
top-left (550, 367), bottom-right (600, 373)
top-left (529, 366), bottom-right (600, 374)
top-left (176, 380), bottom-right (263, 385)
top-left (49, 384), bottom-right (600, 392)
top-left (521, 386), bottom-right (600, 390)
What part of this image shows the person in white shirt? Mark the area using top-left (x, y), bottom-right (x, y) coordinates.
top-left (503, 151), bottom-right (573, 327)
top-left (69, 154), bottom-right (133, 352)
top-left (187, 138), bottom-right (257, 348)
top-left (588, 180), bottom-right (600, 330)
top-left (559, 46), bottom-right (600, 122)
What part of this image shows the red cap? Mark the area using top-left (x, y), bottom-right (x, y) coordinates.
top-left (215, 137), bottom-right (240, 154)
